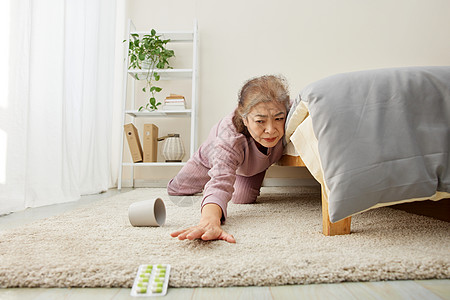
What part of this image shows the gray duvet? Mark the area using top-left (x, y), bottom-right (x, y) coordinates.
top-left (297, 66), bottom-right (450, 222)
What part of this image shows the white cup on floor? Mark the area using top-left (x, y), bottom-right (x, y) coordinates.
top-left (128, 198), bottom-right (166, 227)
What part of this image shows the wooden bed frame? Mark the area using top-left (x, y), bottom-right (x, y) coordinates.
top-left (277, 155), bottom-right (351, 236)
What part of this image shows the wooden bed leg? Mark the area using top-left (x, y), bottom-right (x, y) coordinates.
top-left (321, 186), bottom-right (351, 236)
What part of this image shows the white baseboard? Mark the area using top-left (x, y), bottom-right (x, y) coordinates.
top-left (119, 179), bottom-right (169, 188)
top-left (120, 178), bottom-right (318, 188)
top-left (135, 179), bottom-right (170, 188)
top-left (262, 178), bottom-right (319, 187)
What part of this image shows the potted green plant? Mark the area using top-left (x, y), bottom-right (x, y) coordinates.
top-left (127, 29), bottom-right (175, 111)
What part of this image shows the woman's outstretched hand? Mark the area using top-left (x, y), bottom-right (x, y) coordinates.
top-left (170, 203), bottom-right (236, 243)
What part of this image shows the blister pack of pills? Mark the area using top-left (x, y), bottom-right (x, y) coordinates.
top-left (130, 264), bottom-right (171, 297)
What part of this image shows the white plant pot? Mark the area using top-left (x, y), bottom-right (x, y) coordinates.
top-left (141, 60), bottom-right (154, 69)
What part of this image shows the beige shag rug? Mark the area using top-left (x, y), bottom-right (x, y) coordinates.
top-left (0, 187), bottom-right (449, 288)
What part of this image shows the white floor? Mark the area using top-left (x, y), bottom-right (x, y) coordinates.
top-left (0, 188), bottom-right (449, 300)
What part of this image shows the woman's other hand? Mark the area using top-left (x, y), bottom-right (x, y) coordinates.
top-left (170, 203), bottom-right (236, 243)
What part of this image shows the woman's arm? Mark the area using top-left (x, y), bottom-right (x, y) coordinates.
top-left (170, 203), bottom-right (236, 243)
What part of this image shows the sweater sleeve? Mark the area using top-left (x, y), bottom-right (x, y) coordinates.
top-left (200, 133), bottom-right (246, 222)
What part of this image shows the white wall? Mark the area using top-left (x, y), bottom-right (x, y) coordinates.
top-left (121, 0), bottom-right (450, 184)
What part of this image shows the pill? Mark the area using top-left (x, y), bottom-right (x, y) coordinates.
top-left (151, 286), bottom-right (163, 293)
top-left (152, 282), bottom-right (163, 288)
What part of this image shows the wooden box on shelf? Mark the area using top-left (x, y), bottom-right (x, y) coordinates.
top-left (124, 123), bottom-right (143, 163)
top-left (143, 124), bottom-right (158, 162)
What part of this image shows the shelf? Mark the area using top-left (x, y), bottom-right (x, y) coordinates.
top-left (122, 162), bottom-right (187, 167)
top-left (128, 68), bottom-right (192, 80)
top-left (126, 110), bottom-right (192, 117)
top-left (119, 19), bottom-right (198, 190)
top-left (129, 31), bottom-right (193, 42)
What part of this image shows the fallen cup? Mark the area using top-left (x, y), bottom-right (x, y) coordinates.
top-left (128, 198), bottom-right (166, 227)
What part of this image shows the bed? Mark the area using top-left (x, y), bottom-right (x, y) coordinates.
top-left (280, 66), bottom-right (450, 236)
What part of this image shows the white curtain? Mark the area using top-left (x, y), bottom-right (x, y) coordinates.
top-left (0, 0), bottom-right (123, 215)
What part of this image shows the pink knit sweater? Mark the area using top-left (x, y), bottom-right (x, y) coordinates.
top-left (192, 111), bottom-right (284, 218)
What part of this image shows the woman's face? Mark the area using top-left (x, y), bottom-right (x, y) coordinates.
top-left (243, 101), bottom-right (286, 148)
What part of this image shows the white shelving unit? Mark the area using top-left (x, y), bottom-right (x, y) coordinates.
top-left (118, 19), bottom-right (198, 189)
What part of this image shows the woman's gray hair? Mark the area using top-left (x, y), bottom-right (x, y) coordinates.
top-left (233, 75), bottom-right (290, 135)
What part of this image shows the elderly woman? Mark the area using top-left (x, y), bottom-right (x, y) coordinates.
top-left (168, 75), bottom-right (290, 243)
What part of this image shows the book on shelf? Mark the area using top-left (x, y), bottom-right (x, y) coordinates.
top-left (165, 93), bottom-right (185, 100)
top-left (162, 94), bottom-right (186, 110)
top-left (162, 104), bottom-right (186, 111)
